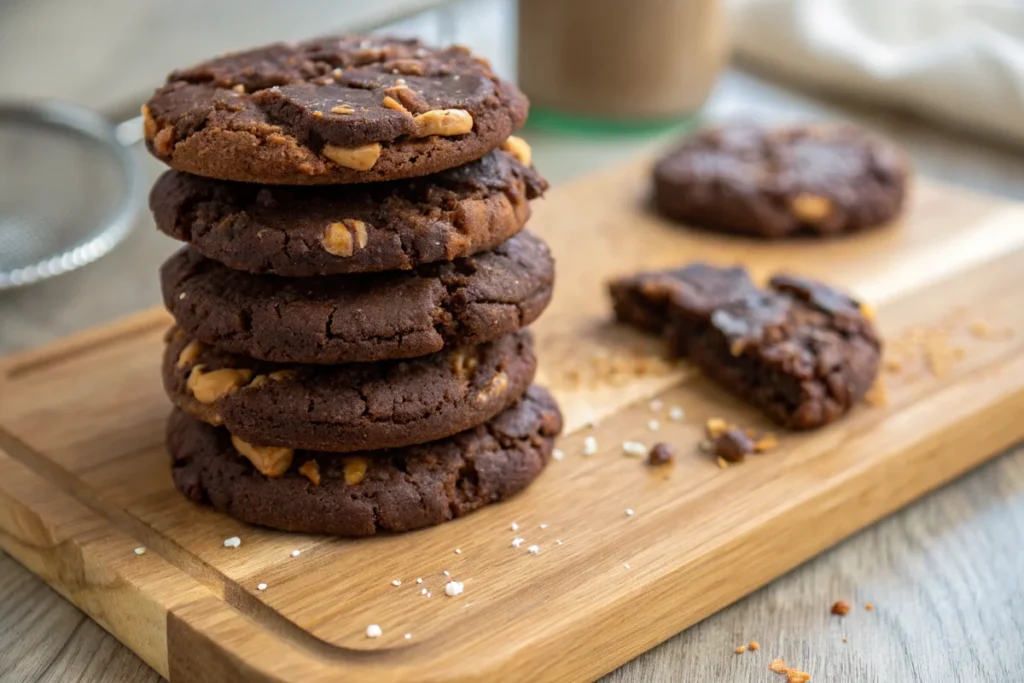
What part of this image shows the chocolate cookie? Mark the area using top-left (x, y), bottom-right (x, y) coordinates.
top-left (161, 231), bottom-right (554, 364)
top-left (163, 327), bottom-right (536, 452)
top-left (168, 385), bottom-right (563, 536)
top-left (611, 264), bottom-right (881, 428)
top-left (143, 35), bottom-right (529, 184)
top-left (653, 124), bottom-right (909, 238)
top-left (151, 148), bottom-right (546, 276)
top-left (689, 274), bottom-right (881, 428)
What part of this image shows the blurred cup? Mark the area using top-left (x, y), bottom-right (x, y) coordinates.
top-left (517, 0), bottom-right (729, 129)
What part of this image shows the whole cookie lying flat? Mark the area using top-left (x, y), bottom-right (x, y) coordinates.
top-left (653, 124), bottom-right (909, 238)
top-left (151, 148), bottom-right (546, 276)
top-left (161, 231), bottom-right (554, 364)
top-left (143, 35), bottom-right (528, 184)
top-left (168, 385), bottom-right (563, 536)
top-left (163, 327), bottom-right (536, 452)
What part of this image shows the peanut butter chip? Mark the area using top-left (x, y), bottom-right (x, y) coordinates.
top-left (176, 339), bottom-right (205, 368)
top-left (323, 219), bottom-right (370, 257)
top-left (790, 194), bottom-right (833, 223)
top-left (330, 104), bottom-right (354, 115)
top-left (268, 369), bottom-right (297, 382)
top-left (413, 109), bottom-right (474, 138)
top-left (153, 126), bottom-right (175, 157)
top-left (322, 142), bottom-right (381, 170)
top-left (343, 457), bottom-right (369, 486)
top-left (475, 371), bottom-right (508, 404)
top-left (232, 84), bottom-right (245, 94)
top-left (231, 436), bottom-right (294, 478)
top-left (500, 135), bottom-right (532, 166)
top-left (450, 351), bottom-right (479, 380)
top-left (705, 417), bottom-right (729, 439)
top-left (141, 105), bottom-right (158, 140)
top-left (381, 96), bottom-right (409, 114)
top-left (187, 366), bottom-right (253, 404)
top-left (299, 460), bottom-right (321, 486)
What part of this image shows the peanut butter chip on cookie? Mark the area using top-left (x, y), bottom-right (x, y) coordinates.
top-left (176, 339), bottom-right (205, 368)
top-left (475, 371), bottom-right (508, 404)
top-left (322, 142), bottom-right (382, 170)
top-left (790, 193), bottom-right (833, 223)
top-left (413, 109), bottom-right (473, 138)
top-left (231, 436), bottom-right (294, 477)
top-left (343, 457), bottom-right (369, 486)
top-left (330, 104), bottom-right (354, 115)
top-left (187, 366), bottom-right (253, 404)
top-left (381, 95), bottom-right (410, 114)
top-left (141, 105), bottom-right (158, 140)
top-left (299, 460), bottom-right (321, 486)
top-left (153, 126), bottom-right (175, 157)
top-left (323, 219), bottom-right (370, 257)
top-left (500, 135), bottom-right (532, 166)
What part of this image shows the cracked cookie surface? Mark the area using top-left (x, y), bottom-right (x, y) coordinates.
top-left (163, 328), bottom-right (536, 452)
top-left (168, 385), bottom-right (563, 536)
top-left (161, 231), bottom-right (554, 364)
top-left (151, 149), bottom-right (546, 276)
top-left (653, 123), bottom-right (909, 238)
top-left (143, 35), bottom-right (528, 184)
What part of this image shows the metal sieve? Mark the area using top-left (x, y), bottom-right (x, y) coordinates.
top-left (0, 101), bottom-right (143, 290)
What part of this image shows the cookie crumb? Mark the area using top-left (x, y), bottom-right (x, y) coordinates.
top-left (625, 508), bottom-right (635, 517)
top-left (290, 549), bottom-right (301, 557)
top-left (864, 378), bottom-right (888, 407)
top-left (223, 536), bottom-right (241, 548)
top-left (392, 580), bottom-right (402, 587)
top-left (749, 641), bottom-right (760, 651)
top-left (831, 599), bottom-right (851, 616)
top-left (257, 583), bottom-right (267, 591)
top-left (134, 547), bottom-right (146, 556)
top-left (769, 658), bottom-right (789, 674)
top-left (787, 670), bottom-right (811, 682)
top-left (366, 624), bottom-right (382, 639)
top-left (583, 436), bottom-right (599, 456)
top-left (623, 441), bottom-right (647, 457)
top-left (648, 419), bottom-right (661, 432)
top-left (552, 449), bottom-right (565, 461)
top-left (527, 545), bottom-right (540, 554)
top-left (716, 456), bottom-right (729, 469)
top-left (648, 442), bottom-right (676, 465)
top-left (668, 406), bottom-right (685, 421)
top-left (865, 602), bottom-right (874, 611)
top-left (650, 399), bottom-right (664, 411)
top-left (735, 645), bottom-right (747, 654)
top-left (842, 638), bottom-right (848, 644)
top-left (512, 537), bottom-right (525, 548)
top-left (444, 581), bottom-right (464, 597)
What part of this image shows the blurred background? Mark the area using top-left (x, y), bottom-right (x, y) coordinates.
top-left (1, 0), bottom-right (1023, 349)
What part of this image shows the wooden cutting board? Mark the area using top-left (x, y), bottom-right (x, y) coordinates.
top-left (2, 157), bottom-right (1024, 682)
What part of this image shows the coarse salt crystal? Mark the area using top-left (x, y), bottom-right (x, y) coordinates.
top-left (622, 441), bottom-right (647, 457)
top-left (421, 588), bottom-right (428, 595)
top-left (669, 406), bottom-right (685, 421)
top-left (391, 579), bottom-right (401, 587)
top-left (625, 508), bottom-right (635, 516)
top-left (223, 536), bottom-right (241, 548)
top-left (583, 436), bottom-right (598, 456)
top-left (650, 399), bottom-right (663, 411)
top-left (527, 545), bottom-right (540, 554)
top-left (134, 547), bottom-right (146, 555)
top-left (444, 581), bottom-right (464, 597)
top-left (512, 537), bottom-right (524, 548)
top-left (539, 523), bottom-right (548, 529)
top-left (443, 570), bottom-right (450, 576)
top-left (366, 624), bottom-right (382, 638)
top-left (552, 449), bottom-right (565, 461)
top-left (511, 522), bottom-right (519, 531)
top-left (290, 549), bottom-right (301, 557)
top-left (623, 563), bottom-right (631, 569)
top-left (416, 577), bottom-right (423, 584)
top-left (648, 420), bottom-right (660, 432)
top-left (404, 633), bottom-right (412, 640)
top-left (455, 548), bottom-right (462, 554)
top-left (257, 583), bottom-right (267, 591)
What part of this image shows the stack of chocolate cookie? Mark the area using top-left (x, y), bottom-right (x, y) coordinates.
top-left (143, 35), bottom-right (562, 536)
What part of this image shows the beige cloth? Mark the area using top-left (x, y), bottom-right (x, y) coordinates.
top-left (731, 0), bottom-right (1024, 144)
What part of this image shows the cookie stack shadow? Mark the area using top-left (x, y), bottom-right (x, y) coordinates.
top-left (143, 35), bottom-right (563, 536)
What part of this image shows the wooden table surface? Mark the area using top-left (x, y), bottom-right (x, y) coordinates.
top-left (3, 4), bottom-right (1024, 680)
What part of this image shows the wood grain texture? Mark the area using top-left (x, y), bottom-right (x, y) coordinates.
top-left (1, 161), bottom-right (1023, 681)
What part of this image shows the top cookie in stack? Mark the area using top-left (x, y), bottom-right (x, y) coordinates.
top-left (145, 35), bottom-right (563, 537)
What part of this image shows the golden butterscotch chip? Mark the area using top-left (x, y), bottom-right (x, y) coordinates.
top-left (864, 377), bottom-right (888, 407)
top-left (705, 417), bottom-right (729, 439)
top-left (268, 369), bottom-right (296, 382)
top-left (734, 645), bottom-right (747, 654)
top-left (330, 104), bottom-right (354, 115)
top-left (413, 109), bottom-right (473, 138)
top-left (754, 434), bottom-right (778, 453)
top-left (475, 371), bottom-right (508, 404)
top-left (748, 641), bottom-right (760, 651)
top-left (500, 135), bottom-right (532, 166)
top-left (141, 104), bottom-right (158, 139)
top-left (769, 658), bottom-right (789, 674)
top-left (729, 339), bottom-right (746, 357)
top-left (450, 351), bottom-right (479, 380)
top-left (787, 670), bottom-right (811, 683)
top-left (176, 339), bottom-right (205, 368)
top-left (248, 374), bottom-right (269, 389)
top-left (831, 599), bottom-right (851, 615)
top-left (231, 84), bottom-right (245, 94)
top-left (323, 219), bottom-right (369, 257)
top-left (716, 456), bottom-right (729, 469)
top-left (343, 457), bottom-right (369, 486)
top-left (322, 142), bottom-right (382, 170)
top-left (231, 436), bottom-right (294, 477)
top-left (381, 95), bottom-right (409, 114)
top-left (299, 460), bottom-right (321, 486)
top-left (790, 193), bottom-right (833, 222)
top-left (386, 59), bottom-right (425, 76)
top-left (859, 302), bottom-right (876, 321)
top-left (153, 126), bottom-right (175, 157)
top-left (187, 366), bottom-right (253, 404)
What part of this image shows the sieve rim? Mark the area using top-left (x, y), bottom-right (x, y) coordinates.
top-left (0, 99), bottom-right (142, 290)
